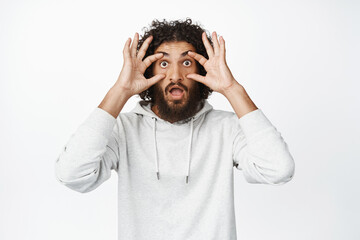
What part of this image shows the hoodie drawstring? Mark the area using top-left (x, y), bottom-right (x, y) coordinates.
top-left (152, 117), bottom-right (195, 184)
top-left (152, 117), bottom-right (160, 180)
top-left (186, 117), bottom-right (194, 184)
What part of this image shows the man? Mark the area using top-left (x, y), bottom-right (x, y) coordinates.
top-left (55, 18), bottom-right (295, 240)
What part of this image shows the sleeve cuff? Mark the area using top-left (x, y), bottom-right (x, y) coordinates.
top-left (79, 107), bottom-right (117, 138)
top-left (237, 109), bottom-right (275, 141)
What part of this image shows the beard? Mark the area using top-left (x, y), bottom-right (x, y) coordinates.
top-left (151, 81), bottom-right (204, 123)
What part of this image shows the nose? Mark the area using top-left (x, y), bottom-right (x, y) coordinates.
top-left (168, 64), bottom-right (183, 84)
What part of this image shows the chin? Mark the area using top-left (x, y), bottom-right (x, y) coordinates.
top-left (166, 95), bottom-right (186, 104)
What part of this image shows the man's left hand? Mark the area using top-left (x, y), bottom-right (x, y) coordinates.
top-left (186, 31), bottom-right (240, 95)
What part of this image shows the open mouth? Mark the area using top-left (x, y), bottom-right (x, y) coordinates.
top-left (169, 87), bottom-right (184, 99)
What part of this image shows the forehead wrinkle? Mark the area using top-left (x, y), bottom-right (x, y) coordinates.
top-left (155, 50), bottom-right (192, 58)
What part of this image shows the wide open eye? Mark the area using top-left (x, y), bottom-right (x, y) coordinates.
top-left (160, 61), bottom-right (168, 68)
top-left (183, 60), bottom-right (192, 67)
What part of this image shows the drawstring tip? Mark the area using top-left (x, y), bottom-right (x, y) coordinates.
top-left (186, 176), bottom-right (189, 184)
top-left (157, 172), bottom-right (160, 180)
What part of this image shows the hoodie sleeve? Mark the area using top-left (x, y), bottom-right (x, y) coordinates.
top-left (55, 107), bottom-right (120, 193)
top-left (232, 109), bottom-right (295, 185)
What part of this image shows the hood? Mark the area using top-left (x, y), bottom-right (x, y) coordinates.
top-left (130, 99), bottom-right (213, 184)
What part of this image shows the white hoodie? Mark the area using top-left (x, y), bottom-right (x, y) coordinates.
top-left (55, 99), bottom-right (295, 240)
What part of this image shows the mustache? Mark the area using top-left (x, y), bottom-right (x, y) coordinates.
top-left (166, 82), bottom-right (188, 92)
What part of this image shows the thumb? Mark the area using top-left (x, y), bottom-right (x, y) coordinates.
top-left (187, 73), bottom-right (206, 84)
top-left (147, 73), bottom-right (165, 87)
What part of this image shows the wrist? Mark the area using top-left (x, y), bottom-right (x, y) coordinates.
top-left (222, 80), bottom-right (244, 98)
top-left (111, 84), bottom-right (133, 100)
top-left (98, 86), bottom-right (132, 118)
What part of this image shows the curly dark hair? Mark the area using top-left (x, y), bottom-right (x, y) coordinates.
top-left (137, 18), bottom-right (214, 103)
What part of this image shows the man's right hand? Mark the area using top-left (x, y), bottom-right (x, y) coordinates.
top-left (114, 32), bottom-right (165, 97)
top-left (98, 33), bottom-right (164, 118)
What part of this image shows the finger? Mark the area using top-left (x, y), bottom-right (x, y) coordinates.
top-left (202, 32), bottom-right (214, 58)
top-left (130, 32), bottom-right (139, 58)
top-left (212, 31), bottom-right (220, 56)
top-left (187, 51), bottom-right (208, 66)
top-left (123, 37), bottom-right (131, 61)
top-left (147, 73), bottom-right (166, 86)
top-left (137, 35), bottom-right (153, 60)
top-left (140, 52), bottom-right (164, 72)
top-left (186, 73), bottom-right (206, 84)
top-left (219, 35), bottom-right (226, 61)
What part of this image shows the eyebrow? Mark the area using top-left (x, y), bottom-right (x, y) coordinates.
top-left (156, 50), bottom-right (190, 57)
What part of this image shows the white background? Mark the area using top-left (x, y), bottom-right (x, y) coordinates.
top-left (1, 0), bottom-right (359, 239)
